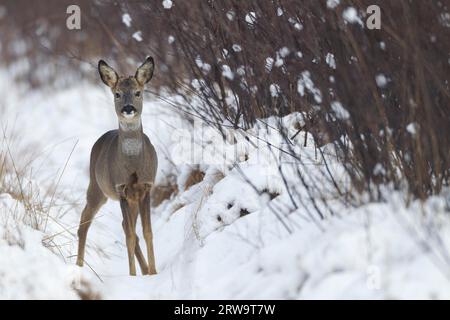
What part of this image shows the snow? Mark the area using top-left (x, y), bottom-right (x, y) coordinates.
top-left (122, 13), bottom-right (132, 27)
top-left (439, 13), bottom-right (450, 28)
top-left (132, 31), bottom-right (143, 42)
top-left (327, 0), bottom-right (340, 9)
top-left (236, 66), bottom-right (245, 76)
top-left (331, 101), bottom-right (350, 120)
top-left (373, 163), bottom-right (385, 176)
top-left (195, 56), bottom-right (211, 74)
top-left (406, 122), bottom-right (418, 135)
top-left (232, 44), bottom-right (242, 52)
top-left (288, 18), bottom-right (303, 31)
top-left (279, 47), bottom-right (290, 58)
top-left (0, 195), bottom-right (85, 299)
top-left (294, 23), bottom-right (303, 30)
top-left (376, 74), bottom-right (388, 88)
top-left (343, 7), bottom-right (363, 26)
top-left (265, 57), bottom-right (274, 72)
top-left (222, 65), bottom-right (234, 80)
top-left (226, 10), bottom-right (235, 21)
top-left (297, 71), bottom-right (323, 103)
top-left (274, 56), bottom-right (284, 67)
top-left (162, 0), bottom-right (173, 10)
top-left (326, 53), bottom-right (336, 69)
top-left (245, 12), bottom-right (257, 26)
top-left (1, 67), bottom-right (450, 299)
top-left (222, 49), bottom-right (229, 59)
top-left (269, 84), bottom-right (280, 97)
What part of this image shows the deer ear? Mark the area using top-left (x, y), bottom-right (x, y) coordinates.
top-left (135, 56), bottom-right (154, 86)
top-left (98, 60), bottom-right (118, 88)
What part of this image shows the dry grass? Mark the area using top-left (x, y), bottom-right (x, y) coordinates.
top-left (151, 182), bottom-right (178, 208)
top-left (72, 279), bottom-right (102, 300)
top-left (184, 169), bottom-right (206, 191)
top-left (0, 124), bottom-right (102, 298)
top-left (0, 122), bottom-right (77, 248)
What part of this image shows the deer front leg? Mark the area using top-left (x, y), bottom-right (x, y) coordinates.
top-left (122, 201), bottom-right (149, 275)
top-left (135, 236), bottom-right (149, 275)
top-left (121, 220), bottom-right (149, 275)
top-left (119, 196), bottom-right (138, 276)
top-left (139, 187), bottom-right (157, 275)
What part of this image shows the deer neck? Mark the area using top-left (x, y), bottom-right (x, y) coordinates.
top-left (118, 118), bottom-right (144, 157)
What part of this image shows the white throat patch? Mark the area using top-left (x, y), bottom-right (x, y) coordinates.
top-left (122, 138), bottom-right (143, 156)
top-left (119, 120), bottom-right (141, 132)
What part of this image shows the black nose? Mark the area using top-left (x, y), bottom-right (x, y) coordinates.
top-left (121, 105), bottom-right (136, 114)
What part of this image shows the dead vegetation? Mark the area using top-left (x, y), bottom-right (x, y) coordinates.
top-left (184, 168), bottom-right (206, 190)
top-left (151, 182), bottom-right (179, 207)
top-left (72, 279), bottom-right (102, 300)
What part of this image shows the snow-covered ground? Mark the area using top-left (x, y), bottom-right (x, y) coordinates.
top-left (1, 70), bottom-right (450, 299)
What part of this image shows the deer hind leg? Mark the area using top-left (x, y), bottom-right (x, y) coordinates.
top-left (77, 182), bottom-right (107, 267)
top-left (122, 202), bottom-right (149, 275)
top-left (139, 188), bottom-right (157, 275)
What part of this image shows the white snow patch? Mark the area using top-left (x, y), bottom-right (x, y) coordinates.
top-left (226, 10), bottom-right (235, 21)
top-left (439, 13), bottom-right (450, 28)
top-left (376, 74), bottom-right (388, 88)
top-left (195, 56), bottom-right (211, 74)
top-left (122, 13), bottom-right (132, 27)
top-left (222, 65), bottom-right (234, 80)
top-left (245, 12), bottom-right (257, 25)
top-left (279, 47), bottom-right (290, 58)
top-left (326, 53), bottom-right (336, 69)
top-left (406, 122), bottom-right (418, 135)
top-left (270, 84), bottom-right (281, 97)
top-left (162, 0), bottom-right (173, 9)
top-left (373, 163), bottom-right (386, 176)
top-left (288, 17), bottom-right (303, 30)
top-left (331, 101), bottom-right (350, 120)
top-left (236, 66), bottom-right (246, 76)
top-left (275, 56), bottom-right (284, 67)
top-left (232, 44), bottom-right (242, 52)
top-left (265, 57), bottom-right (274, 72)
top-left (222, 49), bottom-right (229, 59)
top-left (327, 0), bottom-right (340, 9)
top-left (343, 7), bottom-right (363, 26)
top-left (297, 71), bottom-right (322, 103)
top-left (132, 31), bottom-right (143, 42)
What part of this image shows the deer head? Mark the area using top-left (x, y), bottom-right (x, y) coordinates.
top-left (98, 57), bottom-right (154, 122)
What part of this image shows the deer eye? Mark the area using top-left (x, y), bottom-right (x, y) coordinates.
top-left (135, 91), bottom-right (141, 97)
top-left (115, 93), bottom-right (121, 99)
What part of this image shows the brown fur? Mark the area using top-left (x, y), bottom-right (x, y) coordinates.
top-left (76, 57), bottom-right (158, 276)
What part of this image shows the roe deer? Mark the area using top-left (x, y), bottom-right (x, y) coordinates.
top-left (76, 57), bottom-right (158, 276)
